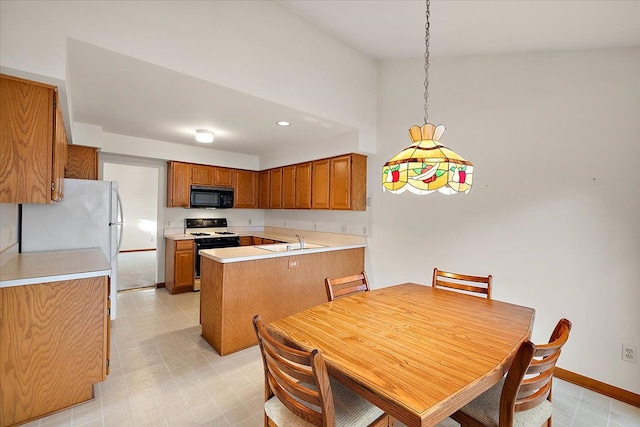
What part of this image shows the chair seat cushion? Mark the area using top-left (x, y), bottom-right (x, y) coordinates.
top-left (458, 378), bottom-right (553, 427)
top-left (265, 379), bottom-right (385, 427)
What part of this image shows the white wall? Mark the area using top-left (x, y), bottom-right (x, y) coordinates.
top-left (0, 204), bottom-right (19, 255)
top-left (371, 48), bottom-right (640, 393)
top-left (103, 163), bottom-right (158, 251)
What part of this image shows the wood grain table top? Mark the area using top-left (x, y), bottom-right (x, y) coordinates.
top-left (268, 283), bottom-right (535, 427)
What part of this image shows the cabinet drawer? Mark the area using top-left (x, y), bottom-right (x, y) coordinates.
top-left (176, 240), bottom-right (194, 251)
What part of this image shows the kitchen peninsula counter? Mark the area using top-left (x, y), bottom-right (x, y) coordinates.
top-left (198, 228), bottom-right (367, 356)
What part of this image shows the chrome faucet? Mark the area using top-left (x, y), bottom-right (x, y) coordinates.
top-left (296, 234), bottom-right (304, 249)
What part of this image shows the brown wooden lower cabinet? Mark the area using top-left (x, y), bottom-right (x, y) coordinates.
top-left (199, 247), bottom-right (364, 356)
top-left (0, 276), bottom-right (109, 427)
top-left (239, 236), bottom-right (253, 246)
top-left (164, 239), bottom-right (194, 294)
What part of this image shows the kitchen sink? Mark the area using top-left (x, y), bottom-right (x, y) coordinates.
top-left (255, 242), bottom-right (326, 252)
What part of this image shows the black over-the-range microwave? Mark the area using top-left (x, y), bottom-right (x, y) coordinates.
top-left (190, 186), bottom-right (234, 208)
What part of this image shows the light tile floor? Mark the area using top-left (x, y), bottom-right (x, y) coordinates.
top-left (23, 288), bottom-right (640, 427)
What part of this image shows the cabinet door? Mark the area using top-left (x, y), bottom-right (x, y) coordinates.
top-left (311, 159), bottom-right (330, 209)
top-left (52, 92), bottom-right (67, 201)
top-left (259, 171), bottom-right (270, 208)
top-left (233, 170), bottom-right (258, 208)
top-left (295, 162), bottom-right (312, 209)
top-left (0, 75), bottom-right (55, 204)
top-left (65, 145), bottom-right (98, 180)
top-left (269, 168), bottom-right (282, 209)
top-left (192, 164), bottom-right (214, 185)
top-left (167, 162), bottom-right (191, 207)
top-left (0, 276), bottom-right (108, 426)
top-left (328, 154), bottom-right (367, 211)
top-left (214, 167), bottom-right (233, 187)
top-left (252, 236), bottom-right (264, 245)
top-left (329, 155), bottom-right (352, 210)
top-left (175, 250), bottom-right (194, 288)
top-left (282, 165), bottom-right (296, 209)
top-left (239, 236), bottom-right (253, 246)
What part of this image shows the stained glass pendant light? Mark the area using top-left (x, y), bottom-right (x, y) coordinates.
top-left (382, 0), bottom-right (473, 195)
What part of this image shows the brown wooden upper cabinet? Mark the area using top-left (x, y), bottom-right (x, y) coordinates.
top-left (233, 170), bottom-right (259, 208)
top-left (167, 161), bottom-right (191, 207)
top-left (311, 159), bottom-right (331, 209)
top-left (259, 170), bottom-right (270, 209)
top-left (0, 74), bottom-right (68, 204)
top-left (66, 144), bottom-right (99, 180)
top-left (191, 164), bottom-right (214, 186)
top-left (295, 162), bottom-right (312, 209)
top-left (330, 154), bottom-right (367, 211)
top-left (214, 167), bottom-right (233, 187)
top-left (282, 165), bottom-right (296, 209)
top-left (165, 153), bottom-right (366, 211)
top-left (192, 164), bottom-right (233, 187)
top-left (269, 168), bottom-right (283, 209)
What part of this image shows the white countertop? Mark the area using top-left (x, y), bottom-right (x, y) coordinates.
top-left (197, 227), bottom-right (367, 264)
top-left (200, 242), bottom-right (366, 263)
top-left (164, 233), bottom-right (198, 241)
top-left (0, 248), bottom-right (111, 288)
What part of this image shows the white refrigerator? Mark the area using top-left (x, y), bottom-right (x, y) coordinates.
top-left (21, 178), bottom-right (124, 319)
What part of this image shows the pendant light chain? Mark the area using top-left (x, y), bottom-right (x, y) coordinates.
top-left (382, 0), bottom-right (474, 196)
top-left (423, 0), bottom-right (430, 125)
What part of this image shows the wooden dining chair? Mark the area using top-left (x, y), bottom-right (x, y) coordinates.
top-left (252, 315), bottom-right (391, 427)
top-left (325, 271), bottom-right (370, 302)
top-left (451, 318), bottom-right (572, 427)
top-left (432, 268), bottom-right (492, 299)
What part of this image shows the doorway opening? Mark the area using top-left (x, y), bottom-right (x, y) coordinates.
top-left (103, 162), bottom-right (159, 291)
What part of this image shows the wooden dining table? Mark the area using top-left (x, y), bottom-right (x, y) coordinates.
top-left (268, 283), bottom-right (535, 427)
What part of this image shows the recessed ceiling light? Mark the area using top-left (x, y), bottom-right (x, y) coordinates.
top-left (195, 129), bottom-right (214, 143)
top-left (276, 121), bottom-right (291, 127)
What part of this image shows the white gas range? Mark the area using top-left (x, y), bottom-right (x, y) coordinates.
top-left (185, 218), bottom-right (240, 281)
top-left (184, 217), bottom-right (240, 238)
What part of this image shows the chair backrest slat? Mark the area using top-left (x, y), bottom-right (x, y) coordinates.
top-left (515, 381), bottom-right (552, 412)
top-left (432, 268), bottom-right (492, 299)
top-left (263, 342), bottom-right (316, 387)
top-left (325, 271), bottom-right (370, 301)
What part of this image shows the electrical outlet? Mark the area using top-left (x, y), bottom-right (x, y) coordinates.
top-left (284, 220), bottom-right (287, 227)
top-left (362, 226), bottom-right (367, 236)
top-left (341, 224), bottom-right (347, 233)
top-left (248, 219), bottom-right (252, 225)
top-left (366, 197), bottom-right (371, 207)
top-left (9, 227), bottom-right (14, 243)
top-left (288, 260), bottom-right (299, 269)
top-left (163, 220), bottom-right (171, 227)
top-left (314, 223), bottom-right (317, 230)
top-left (622, 344), bottom-right (637, 363)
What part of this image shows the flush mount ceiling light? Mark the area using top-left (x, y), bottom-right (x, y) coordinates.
top-left (195, 129), bottom-right (214, 143)
top-left (276, 121), bottom-right (291, 126)
top-left (382, 0), bottom-right (473, 195)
